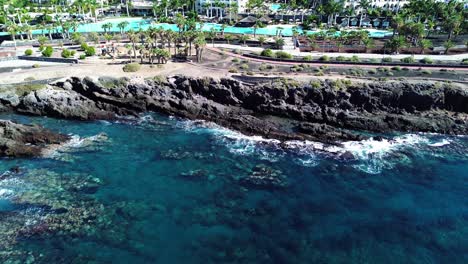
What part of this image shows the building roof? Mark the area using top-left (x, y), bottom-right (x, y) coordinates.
top-left (239, 16), bottom-right (257, 23)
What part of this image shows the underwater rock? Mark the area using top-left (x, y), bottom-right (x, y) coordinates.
top-left (0, 120), bottom-right (69, 158)
top-left (240, 164), bottom-right (288, 189)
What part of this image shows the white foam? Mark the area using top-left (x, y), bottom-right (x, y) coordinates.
top-left (428, 139), bottom-right (450, 147)
top-left (0, 189), bottom-right (13, 198)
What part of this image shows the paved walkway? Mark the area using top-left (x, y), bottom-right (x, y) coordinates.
top-left (208, 47), bottom-right (468, 72)
top-left (214, 44), bottom-right (468, 62)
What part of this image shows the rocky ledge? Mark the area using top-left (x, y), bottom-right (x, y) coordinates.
top-left (0, 120), bottom-right (69, 157)
top-left (3, 75), bottom-right (468, 144)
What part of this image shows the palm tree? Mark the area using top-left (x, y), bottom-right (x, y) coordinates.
top-left (102, 22), bottom-right (113, 34)
top-left (418, 39), bottom-right (432, 54)
top-left (224, 34), bottom-right (233, 44)
top-left (385, 36), bottom-right (407, 54)
top-left (220, 24), bottom-right (227, 36)
top-left (274, 37), bottom-right (285, 50)
top-left (194, 32), bottom-right (206, 62)
top-left (127, 30), bottom-right (138, 62)
top-left (357, 0), bottom-right (371, 27)
top-left (443, 40), bottom-right (455, 55)
top-left (117, 21), bottom-right (130, 36)
top-left (6, 22), bottom-right (18, 48)
top-left (238, 34), bottom-right (249, 46)
top-left (257, 36), bottom-right (266, 47)
top-left (207, 28), bottom-right (217, 47)
top-left (362, 38), bottom-right (375, 53)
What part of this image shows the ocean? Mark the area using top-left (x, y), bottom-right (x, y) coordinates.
top-left (0, 113), bottom-right (467, 263)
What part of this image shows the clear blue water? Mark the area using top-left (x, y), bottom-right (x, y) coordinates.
top-left (270, 4), bottom-right (282, 12)
top-left (0, 113), bottom-right (467, 263)
top-left (0, 18), bottom-right (392, 38)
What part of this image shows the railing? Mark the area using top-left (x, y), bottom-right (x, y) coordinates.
top-left (18, 56), bottom-right (79, 64)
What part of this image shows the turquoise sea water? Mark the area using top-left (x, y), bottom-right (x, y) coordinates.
top-left (0, 18), bottom-right (392, 38)
top-left (0, 113), bottom-right (467, 263)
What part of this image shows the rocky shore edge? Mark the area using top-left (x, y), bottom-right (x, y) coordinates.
top-left (0, 75), bottom-right (467, 157)
top-left (0, 120), bottom-right (69, 157)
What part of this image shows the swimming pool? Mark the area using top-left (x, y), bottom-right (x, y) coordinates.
top-left (0, 18), bottom-right (392, 38)
top-left (270, 4), bottom-right (282, 12)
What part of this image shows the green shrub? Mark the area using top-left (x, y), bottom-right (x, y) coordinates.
top-left (368, 69), bottom-right (377, 74)
top-left (439, 68), bottom-right (448, 72)
top-left (61, 49), bottom-right (72, 58)
top-left (38, 45), bottom-right (45, 52)
top-left (260, 48), bottom-right (274, 57)
top-left (382, 57), bottom-right (392, 63)
top-left (310, 80), bottom-right (321, 89)
top-left (387, 72), bottom-right (394, 76)
top-left (402, 67), bottom-right (410, 71)
top-left (233, 49), bottom-right (242, 54)
top-left (369, 58), bottom-right (379, 63)
top-left (240, 63), bottom-right (249, 70)
top-left (291, 65), bottom-right (304, 72)
top-left (314, 71), bottom-right (324, 76)
top-left (462, 59), bottom-right (468, 65)
top-left (79, 54), bottom-right (86, 60)
top-left (232, 58), bottom-right (240, 63)
top-left (391, 66), bottom-right (401, 71)
top-left (420, 57), bottom-right (433, 64)
top-left (421, 69), bottom-right (431, 74)
top-left (259, 64), bottom-right (272, 71)
top-left (350, 55), bottom-right (360, 62)
top-left (246, 71), bottom-right (254, 76)
top-left (32, 64), bottom-right (40, 68)
top-left (377, 67), bottom-right (389, 72)
top-left (303, 55), bottom-right (313, 61)
top-left (401, 56), bottom-right (415, 63)
top-left (41, 46), bottom-right (53, 57)
top-left (80, 42), bottom-right (89, 50)
top-left (319, 55), bottom-right (330, 61)
top-left (123, 63), bottom-right (141, 72)
top-left (71, 50), bottom-right (76, 56)
top-left (228, 68), bottom-right (238, 73)
top-left (85, 46), bottom-right (96, 56)
top-left (336, 56), bottom-right (347, 61)
top-left (24, 49), bottom-right (33, 56)
top-left (275, 51), bottom-right (293, 59)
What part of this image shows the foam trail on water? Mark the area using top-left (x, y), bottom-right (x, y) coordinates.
top-left (179, 120), bottom-right (283, 160)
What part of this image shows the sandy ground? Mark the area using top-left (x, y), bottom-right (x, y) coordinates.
top-left (0, 59), bottom-right (229, 85)
top-left (0, 49), bottom-right (466, 87)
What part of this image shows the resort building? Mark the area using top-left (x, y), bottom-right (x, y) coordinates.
top-left (195, 0), bottom-right (248, 18)
top-left (345, 0), bottom-right (409, 12)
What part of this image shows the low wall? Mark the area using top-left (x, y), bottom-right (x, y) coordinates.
top-left (243, 53), bottom-right (468, 68)
top-left (18, 56), bottom-right (79, 64)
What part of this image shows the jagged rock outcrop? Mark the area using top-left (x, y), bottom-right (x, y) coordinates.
top-left (12, 76), bottom-right (468, 143)
top-left (0, 120), bottom-right (69, 157)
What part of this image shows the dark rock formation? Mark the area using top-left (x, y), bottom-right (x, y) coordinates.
top-left (0, 120), bottom-right (69, 157)
top-left (12, 76), bottom-right (468, 143)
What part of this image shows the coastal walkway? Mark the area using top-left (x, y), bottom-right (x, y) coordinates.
top-left (213, 44), bottom-right (468, 62)
top-left (208, 47), bottom-right (468, 71)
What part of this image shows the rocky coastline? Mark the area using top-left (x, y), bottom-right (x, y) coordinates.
top-left (0, 75), bottom-right (467, 157)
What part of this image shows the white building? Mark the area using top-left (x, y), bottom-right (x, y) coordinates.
top-left (195, 0), bottom-right (248, 18)
top-left (345, 0), bottom-right (409, 12)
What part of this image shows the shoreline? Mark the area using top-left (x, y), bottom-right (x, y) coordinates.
top-left (1, 75), bottom-right (466, 147)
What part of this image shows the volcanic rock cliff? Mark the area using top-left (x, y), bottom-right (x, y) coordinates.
top-left (5, 75), bottom-right (468, 144)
